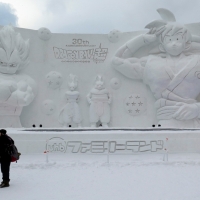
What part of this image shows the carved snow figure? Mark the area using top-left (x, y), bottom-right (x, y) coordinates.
top-left (59, 74), bottom-right (82, 127)
top-left (112, 8), bottom-right (200, 128)
top-left (87, 75), bottom-right (112, 127)
top-left (0, 25), bottom-right (37, 128)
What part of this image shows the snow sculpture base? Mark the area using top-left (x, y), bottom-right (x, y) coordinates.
top-left (8, 128), bottom-right (200, 154)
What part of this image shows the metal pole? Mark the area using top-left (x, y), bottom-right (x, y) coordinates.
top-left (46, 140), bottom-right (49, 163)
top-left (107, 141), bottom-right (110, 164)
top-left (163, 138), bottom-right (169, 162)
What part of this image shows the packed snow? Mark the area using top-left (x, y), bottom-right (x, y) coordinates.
top-left (1, 153), bottom-right (200, 200)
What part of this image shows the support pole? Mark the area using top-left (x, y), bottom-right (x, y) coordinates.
top-left (163, 138), bottom-right (168, 162)
top-left (107, 141), bottom-right (110, 164)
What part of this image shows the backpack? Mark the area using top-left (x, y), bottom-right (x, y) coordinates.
top-left (6, 135), bottom-right (21, 163)
top-left (9, 144), bottom-right (21, 162)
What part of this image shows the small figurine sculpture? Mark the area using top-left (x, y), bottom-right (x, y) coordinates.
top-left (87, 75), bottom-right (112, 127)
top-left (112, 8), bottom-right (200, 128)
top-left (0, 25), bottom-right (37, 128)
top-left (59, 74), bottom-right (82, 127)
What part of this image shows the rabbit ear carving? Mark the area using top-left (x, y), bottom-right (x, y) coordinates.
top-left (95, 75), bottom-right (100, 81)
top-left (95, 75), bottom-right (104, 82)
top-left (69, 74), bottom-right (78, 84)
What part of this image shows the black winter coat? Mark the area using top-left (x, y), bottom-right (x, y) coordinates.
top-left (0, 134), bottom-right (14, 162)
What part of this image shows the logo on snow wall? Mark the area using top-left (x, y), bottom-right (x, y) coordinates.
top-left (53, 39), bottom-right (108, 64)
top-left (46, 137), bottom-right (164, 154)
top-left (46, 137), bottom-right (66, 153)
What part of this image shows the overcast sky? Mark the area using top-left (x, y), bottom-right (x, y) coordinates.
top-left (1, 0), bottom-right (200, 33)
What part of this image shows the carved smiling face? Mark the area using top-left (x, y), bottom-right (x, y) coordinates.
top-left (158, 23), bottom-right (191, 57)
top-left (162, 32), bottom-right (186, 56)
top-left (0, 48), bottom-right (21, 74)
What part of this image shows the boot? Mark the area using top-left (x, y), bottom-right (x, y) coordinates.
top-left (0, 180), bottom-right (10, 188)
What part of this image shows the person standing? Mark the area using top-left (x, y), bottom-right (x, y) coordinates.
top-left (0, 129), bottom-right (13, 188)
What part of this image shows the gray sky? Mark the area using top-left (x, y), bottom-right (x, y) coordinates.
top-left (1, 0), bottom-right (200, 33)
top-left (0, 2), bottom-right (18, 26)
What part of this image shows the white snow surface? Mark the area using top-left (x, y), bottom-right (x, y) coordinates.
top-left (1, 153), bottom-right (200, 200)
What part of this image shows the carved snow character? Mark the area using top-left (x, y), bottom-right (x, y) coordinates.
top-left (112, 8), bottom-right (200, 128)
top-left (0, 25), bottom-right (37, 128)
top-left (59, 74), bottom-right (82, 127)
top-left (87, 75), bottom-right (112, 127)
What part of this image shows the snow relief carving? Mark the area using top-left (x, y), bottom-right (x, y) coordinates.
top-left (124, 94), bottom-right (147, 116)
top-left (59, 74), bottom-right (82, 127)
top-left (108, 29), bottom-right (121, 43)
top-left (112, 8), bottom-right (200, 128)
top-left (87, 75), bottom-right (112, 127)
top-left (110, 77), bottom-right (121, 90)
top-left (41, 99), bottom-right (56, 115)
top-left (45, 71), bottom-right (63, 90)
top-left (0, 25), bottom-right (37, 128)
top-left (38, 27), bottom-right (51, 41)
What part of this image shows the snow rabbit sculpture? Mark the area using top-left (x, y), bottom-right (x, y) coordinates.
top-left (87, 75), bottom-right (112, 127)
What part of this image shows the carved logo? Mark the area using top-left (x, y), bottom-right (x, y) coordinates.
top-left (53, 43), bottom-right (108, 64)
top-left (46, 138), bottom-right (164, 154)
top-left (46, 137), bottom-right (67, 153)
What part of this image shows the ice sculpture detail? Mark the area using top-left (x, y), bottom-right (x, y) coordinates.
top-left (38, 27), bottom-right (51, 41)
top-left (108, 30), bottom-right (121, 43)
top-left (0, 25), bottom-right (37, 128)
top-left (112, 8), bottom-right (200, 128)
top-left (41, 99), bottom-right (56, 115)
top-left (124, 94), bottom-right (147, 116)
top-left (45, 71), bottom-right (63, 90)
top-left (110, 77), bottom-right (121, 90)
top-left (59, 74), bottom-right (82, 127)
top-left (87, 75), bottom-right (112, 127)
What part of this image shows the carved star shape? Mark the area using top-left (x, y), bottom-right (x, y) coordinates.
top-left (126, 103), bottom-right (130, 106)
top-left (129, 96), bottom-right (133, 99)
top-left (138, 102), bottom-right (143, 106)
top-left (48, 81), bottom-right (53, 85)
top-left (135, 96), bottom-right (140, 99)
top-left (132, 102), bottom-right (136, 106)
top-left (128, 110), bottom-right (132, 113)
top-left (135, 109), bottom-right (140, 113)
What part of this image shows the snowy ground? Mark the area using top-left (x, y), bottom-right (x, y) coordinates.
top-left (1, 153), bottom-right (200, 200)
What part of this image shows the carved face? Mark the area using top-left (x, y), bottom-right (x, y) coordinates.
top-left (162, 32), bottom-right (186, 56)
top-left (69, 82), bottom-right (77, 91)
top-left (95, 80), bottom-right (104, 90)
top-left (0, 48), bottom-right (20, 74)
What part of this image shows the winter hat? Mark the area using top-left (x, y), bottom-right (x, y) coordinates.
top-left (0, 129), bottom-right (7, 135)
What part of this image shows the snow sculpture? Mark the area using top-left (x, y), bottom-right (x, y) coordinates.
top-left (108, 29), bottom-right (121, 43)
top-left (0, 25), bottom-right (37, 127)
top-left (87, 75), bottom-right (112, 127)
top-left (124, 94), bottom-right (147, 116)
top-left (38, 27), bottom-right (51, 41)
top-left (41, 99), bottom-right (56, 115)
top-left (45, 71), bottom-right (63, 90)
top-left (110, 77), bottom-right (121, 90)
top-left (112, 8), bottom-right (200, 128)
top-left (59, 74), bottom-right (82, 127)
